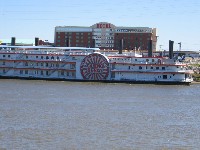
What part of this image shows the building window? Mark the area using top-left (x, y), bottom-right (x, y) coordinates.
top-left (41, 71), bottom-right (43, 75)
top-left (20, 70), bottom-right (23, 74)
top-left (156, 67), bottom-right (159, 70)
top-left (3, 55), bottom-right (5, 58)
top-left (46, 71), bottom-right (49, 76)
top-left (139, 66), bottom-right (142, 70)
top-left (25, 70), bottom-right (28, 74)
top-left (162, 67), bottom-right (165, 70)
top-left (2, 62), bottom-right (5, 65)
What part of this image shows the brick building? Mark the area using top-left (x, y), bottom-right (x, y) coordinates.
top-left (54, 22), bottom-right (157, 50)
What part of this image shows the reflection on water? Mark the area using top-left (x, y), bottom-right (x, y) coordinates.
top-left (0, 79), bottom-right (200, 149)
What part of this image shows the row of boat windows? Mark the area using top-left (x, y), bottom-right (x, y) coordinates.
top-left (18, 70), bottom-right (75, 76)
top-left (2, 55), bottom-right (11, 58)
top-left (113, 73), bottom-right (175, 80)
top-left (2, 54), bottom-right (61, 60)
top-left (27, 55), bottom-right (60, 60)
top-left (137, 66), bottom-right (166, 70)
top-left (112, 58), bottom-right (156, 62)
top-left (1, 61), bottom-right (76, 69)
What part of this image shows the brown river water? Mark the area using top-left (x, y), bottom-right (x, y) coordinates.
top-left (0, 79), bottom-right (200, 150)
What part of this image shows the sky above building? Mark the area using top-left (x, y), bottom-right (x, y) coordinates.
top-left (0, 0), bottom-right (200, 51)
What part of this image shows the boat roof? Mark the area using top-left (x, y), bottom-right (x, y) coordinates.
top-left (0, 45), bottom-right (100, 51)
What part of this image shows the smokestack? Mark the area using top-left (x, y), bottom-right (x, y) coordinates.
top-left (11, 37), bottom-right (16, 50)
top-left (35, 37), bottom-right (39, 46)
top-left (66, 38), bottom-right (71, 47)
top-left (11, 37), bottom-right (16, 46)
top-left (169, 40), bottom-right (174, 59)
top-left (118, 39), bottom-right (123, 54)
top-left (92, 39), bottom-right (95, 48)
top-left (148, 40), bottom-right (153, 57)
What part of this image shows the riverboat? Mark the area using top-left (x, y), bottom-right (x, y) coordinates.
top-left (0, 45), bottom-right (193, 85)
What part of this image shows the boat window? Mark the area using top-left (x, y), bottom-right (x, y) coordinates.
top-left (152, 59), bottom-right (154, 62)
top-left (25, 62), bottom-right (28, 66)
top-left (139, 66), bottom-right (142, 69)
top-left (2, 62), bottom-right (5, 65)
top-left (26, 56), bottom-right (28, 59)
top-left (163, 75), bottom-right (167, 79)
top-left (156, 67), bottom-right (159, 70)
top-left (8, 55), bottom-right (10, 58)
top-left (128, 66), bottom-right (131, 69)
top-left (72, 72), bottom-right (75, 77)
top-left (36, 56), bottom-right (38, 59)
top-left (135, 59), bottom-right (137, 61)
top-left (162, 67), bottom-right (165, 70)
top-left (41, 56), bottom-right (43, 59)
top-left (151, 67), bottom-right (153, 69)
top-left (3, 55), bottom-right (5, 57)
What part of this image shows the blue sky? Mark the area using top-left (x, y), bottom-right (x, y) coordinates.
top-left (0, 0), bottom-right (200, 51)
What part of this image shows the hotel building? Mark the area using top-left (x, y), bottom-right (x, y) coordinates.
top-left (54, 22), bottom-right (157, 50)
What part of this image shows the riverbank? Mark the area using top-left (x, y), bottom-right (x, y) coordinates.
top-left (192, 73), bottom-right (200, 82)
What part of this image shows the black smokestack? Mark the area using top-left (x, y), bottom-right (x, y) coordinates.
top-left (66, 38), bottom-right (71, 47)
top-left (148, 40), bottom-right (152, 57)
top-left (92, 39), bottom-right (95, 48)
top-left (11, 37), bottom-right (16, 46)
top-left (35, 37), bottom-right (39, 46)
top-left (119, 39), bottom-right (123, 54)
top-left (169, 40), bottom-right (174, 59)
